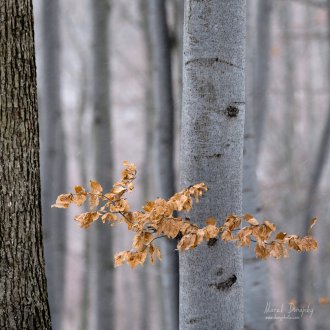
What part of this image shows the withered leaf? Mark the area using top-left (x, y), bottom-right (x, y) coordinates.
top-left (90, 180), bottom-right (103, 194)
top-left (52, 193), bottom-right (73, 208)
top-left (244, 213), bottom-right (259, 226)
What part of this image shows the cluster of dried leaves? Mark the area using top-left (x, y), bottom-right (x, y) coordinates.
top-left (52, 161), bottom-right (318, 268)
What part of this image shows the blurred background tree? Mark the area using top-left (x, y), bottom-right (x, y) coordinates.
top-left (31, 0), bottom-right (330, 329)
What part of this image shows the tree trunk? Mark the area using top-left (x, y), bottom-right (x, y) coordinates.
top-left (138, 1), bottom-right (153, 329)
top-left (40, 1), bottom-right (66, 329)
top-left (253, 0), bottom-right (272, 159)
top-left (296, 1), bottom-right (330, 321)
top-left (243, 2), bottom-right (273, 329)
top-left (180, 1), bottom-right (246, 329)
top-left (148, 1), bottom-right (179, 329)
top-left (0, 0), bottom-right (51, 328)
top-left (279, 1), bottom-right (297, 225)
top-left (89, 0), bottom-right (114, 329)
top-left (279, 2), bottom-right (299, 316)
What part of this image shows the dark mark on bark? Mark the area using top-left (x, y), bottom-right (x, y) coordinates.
top-left (187, 316), bottom-right (205, 324)
top-left (226, 105), bottom-right (239, 117)
top-left (193, 153), bottom-right (222, 161)
top-left (216, 267), bottom-right (223, 276)
top-left (209, 275), bottom-right (237, 291)
top-left (210, 153), bottom-right (221, 158)
top-left (207, 237), bottom-right (217, 247)
top-left (185, 57), bottom-right (243, 70)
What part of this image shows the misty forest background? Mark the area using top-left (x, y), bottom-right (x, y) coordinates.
top-left (34, 0), bottom-right (330, 329)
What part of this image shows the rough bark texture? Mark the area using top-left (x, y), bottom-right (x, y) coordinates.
top-left (0, 0), bottom-right (51, 328)
top-left (40, 1), bottom-right (66, 329)
top-left (148, 1), bottom-right (179, 329)
top-left (180, 1), bottom-right (246, 329)
top-left (88, 0), bottom-right (114, 329)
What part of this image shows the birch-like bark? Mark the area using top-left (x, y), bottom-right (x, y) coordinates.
top-left (148, 1), bottom-right (179, 329)
top-left (89, 0), bottom-right (113, 329)
top-left (40, 1), bottom-right (66, 329)
top-left (180, 1), bottom-right (246, 329)
top-left (0, 0), bottom-right (51, 328)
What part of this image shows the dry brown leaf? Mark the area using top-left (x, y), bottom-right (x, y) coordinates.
top-left (114, 251), bottom-right (127, 268)
top-left (244, 213), bottom-right (259, 226)
top-left (236, 227), bottom-right (252, 247)
top-left (90, 180), bottom-right (103, 194)
top-left (74, 212), bottom-right (99, 228)
top-left (204, 224), bottom-right (220, 240)
top-left (308, 217), bottom-right (317, 235)
top-left (52, 193), bottom-right (73, 208)
top-left (223, 214), bottom-right (241, 230)
top-left (221, 229), bottom-right (235, 242)
top-left (255, 243), bottom-right (269, 259)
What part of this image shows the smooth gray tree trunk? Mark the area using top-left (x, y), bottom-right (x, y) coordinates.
top-left (280, 1), bottom-right (296, 218)
top-left (243, 1), bottom-right (273, 329)
top-left (148, 1), bottom-right (179, 329)
top-left (180, 1), bottom-right (246, 329)
top-left (139, 1), bottom-right (153, 329)
top-left (140, 0), bottom-right (155, 203)
top-left (173, 0), bottom-right (184, 142)
top-left (253, 0), bottom-right (272, 159)
top-left (40, 1), bottom-right (66, 329)
top-left (296, 3), bottom-right (330, 324)
top-left (0, 0), bottom-right (51, 328)
top-left (89, 0), bottom-right (114, 329)
top-left (279, 4), bottom-right (299, 320)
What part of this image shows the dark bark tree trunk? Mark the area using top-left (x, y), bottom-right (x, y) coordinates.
top-left (148, 1), bottom-right (179, 329)
top-left (0, 0), bottom-right (52, 328)
top-left (40, 1), bottom-right (66, 329)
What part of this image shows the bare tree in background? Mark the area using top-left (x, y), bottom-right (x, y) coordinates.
top-left (40, 1), bottom-right (67, 329)
top-left (180, 1), bottom-right (246, 328)
top-left (148, 1), bottom-right (179, 329)
top-left (89, 0), bottom-right (114, 329)
top-left (0, 0), bottom-right (51, 327)
top-left (253, 0), bottom-right (272, 159)
top-left (138, 1), bottom-right (154, 329)
top-left (297, 5), bottom-right (330, 327)
top-left (280, 1), bottom-right (297, 220)
top-left (243, 1), bottom-right (273, 329)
